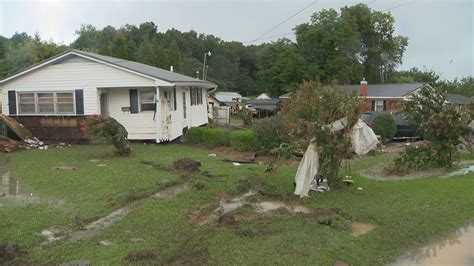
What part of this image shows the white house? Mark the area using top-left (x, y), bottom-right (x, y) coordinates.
top-left (0, 50), bottom-right (216, 142)
top-left (256, 93), bottom-right (270, 99)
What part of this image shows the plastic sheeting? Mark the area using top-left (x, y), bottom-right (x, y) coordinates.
top-left (350, 119), bottom-right (379, 155)
top-left (294, 118), bottom-right (378, 197)
top-left (293, 140), bottom-right (319, 197)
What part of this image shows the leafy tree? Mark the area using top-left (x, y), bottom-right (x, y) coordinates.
top-left (295, 4), bottom-right (407, 84)
top-left (257, 39), bottom-right (304, 97)
top-left (282, 81), bottom-right (361, 188)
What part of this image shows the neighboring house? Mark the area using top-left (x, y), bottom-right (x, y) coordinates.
top-left (246, 98), bottom-right (281, 118)
top-left (443, 93), bottom-right (473, 106)
top-left (340, 81), bottom-right (429, 112)
top-left (214, 91), bottom-right (242, 112)
top-left (279, 92), bottom-right (292, 100)
top-left (256, 93), bottom-right (270, 100)
top-left (207, 94), bottom-right (224, 120)
top-left (0, 49), bottom-right (216, 142)
top-left (341, 80), bottom-right (472, 112)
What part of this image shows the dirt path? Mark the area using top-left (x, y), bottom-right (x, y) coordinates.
top-left (42, 183), bottom-right (190, 245)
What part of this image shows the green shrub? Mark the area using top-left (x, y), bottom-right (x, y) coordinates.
top-left (186, 127), bottom-right (231, 147)
top-left (252, 116), bottom-right (289, 151)
top-left (82, 115), bottom-right (131, 156)
top-left (385, 145), bottom-right (438, 175)
top-left (372, 114), bottom-right (396, 143)
top-left (230, 130), bottom-right (255, 151)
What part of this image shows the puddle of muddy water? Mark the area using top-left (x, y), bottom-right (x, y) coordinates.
top-left (441, 165), bottom-right (474, 178)
top-left (391, 222), bottom-right (474, 266)
top-left (351, 223), bottom-right (376, 237)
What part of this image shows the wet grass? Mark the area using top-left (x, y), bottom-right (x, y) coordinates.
top-left (1, 145), bottom-right (474, 265)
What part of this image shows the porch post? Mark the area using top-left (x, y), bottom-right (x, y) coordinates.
top-left (155, 86), bottom-right (161, 143)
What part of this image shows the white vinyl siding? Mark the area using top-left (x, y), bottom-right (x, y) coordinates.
top-left (160, 86), bottom-right (208, 141)
top-left (107, 88), bottom-right (156, 140)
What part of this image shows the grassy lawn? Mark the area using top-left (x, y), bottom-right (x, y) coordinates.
top-left (1, 144), bottom-right (473, 265)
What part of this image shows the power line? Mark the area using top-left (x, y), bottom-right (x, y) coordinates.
top-left (245, 0), bottom-right (415, 44)
top-left (248, 0), bottom-right (318, 43)
top-left (379, 1), bottom-right (415, 12)
top-left (243, 32), bottom-right (294, 44)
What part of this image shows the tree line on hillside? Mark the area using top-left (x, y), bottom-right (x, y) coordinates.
top-left (0, 3), bottom-right (472, 97)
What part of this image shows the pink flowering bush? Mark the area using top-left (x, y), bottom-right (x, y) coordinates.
top-left (81, 115), bottom-right (131, 156)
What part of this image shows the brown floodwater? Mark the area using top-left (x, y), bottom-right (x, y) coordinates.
top-left (391, 222), bottom-right (474, 266)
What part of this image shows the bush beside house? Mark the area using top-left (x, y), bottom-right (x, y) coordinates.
top-left (229, 130), bottom-right (255, 151)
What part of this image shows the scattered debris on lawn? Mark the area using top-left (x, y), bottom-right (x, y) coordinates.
top-left (98, 240), bottom-right (112, 246)
top-left (61, 259), bottom-right (91, 266)
top-left (224, 158), bottom-right (255, 164)
top-left (0, 114), bottom-right (33, 140)
top-left (208, 153), bottom-right (217, 157)
top-left (0, 136), bottom-right (26, 153)
top-left (125, 250), bottom-right (157, 262)
top-left (53, 166), bottom-right (77, 171)
top-left (97, 164), bottom-right (107, 167)
top-left (351, 223), bottom-right (376, 237)
top-left (232, 162), bottom-right (241, 166)
top-left (357, 187), bottom-right (363, 191)
top-left (41, 228), bottom-right (65, 244)
top-left (129, 237), bottom-right (145, 243)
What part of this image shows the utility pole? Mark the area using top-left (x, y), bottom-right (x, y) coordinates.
top-left (202, 51), bottom-right (211, 80)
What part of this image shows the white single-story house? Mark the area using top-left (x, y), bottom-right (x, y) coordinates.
top-left (0, 50), bottom-right (216, 142)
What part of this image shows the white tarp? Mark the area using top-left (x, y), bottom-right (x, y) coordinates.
top-left (350, 119), bottom-right (379, 155)
top-left (293, 140), bottom-right (319, 197)
top-left (294, 118), bottom-right (378, 197)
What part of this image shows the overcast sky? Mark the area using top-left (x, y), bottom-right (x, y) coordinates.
top-left (0, 0), bottom-right (472, 80)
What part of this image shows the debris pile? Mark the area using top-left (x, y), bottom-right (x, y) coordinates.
top-left (0, 136), bottom-right (26, 153)
top-left (0, 115), bottom-right (48, 152)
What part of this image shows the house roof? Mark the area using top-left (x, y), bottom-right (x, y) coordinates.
top-left (247, 98), bottom-right (280, 105)
top-left (444, 93), bottom-right (473, 105)
top-left (214, 92), bottom-right (242, 102)
top-left (0, 49), bottom-right (216, 88)
top-left (340, 83), bottom-right (426, 98)
top-left (279, 92), bottom-right (293, 99)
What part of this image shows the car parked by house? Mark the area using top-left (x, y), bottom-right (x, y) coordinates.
top-left (361, 111), bottom-right (422, 140)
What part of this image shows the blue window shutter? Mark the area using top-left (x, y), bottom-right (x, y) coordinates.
top-left (75, 89), bottom-right (84, 115)
top-left (383, 100), bottom-right (387, 111)
top-left (371, 100), bottom-right (375, 111)
top-left (130, 89), bottom-right (139, 113)
top-left (8, 91), bottom-right (16, 115)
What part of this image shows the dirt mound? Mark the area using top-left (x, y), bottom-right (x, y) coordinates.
top-left (173, 158), bottom-right (201, 172)
top-left (125, 250), bottom-right (157, 262)
top-left (0, 242), bottom-right (26, 263)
